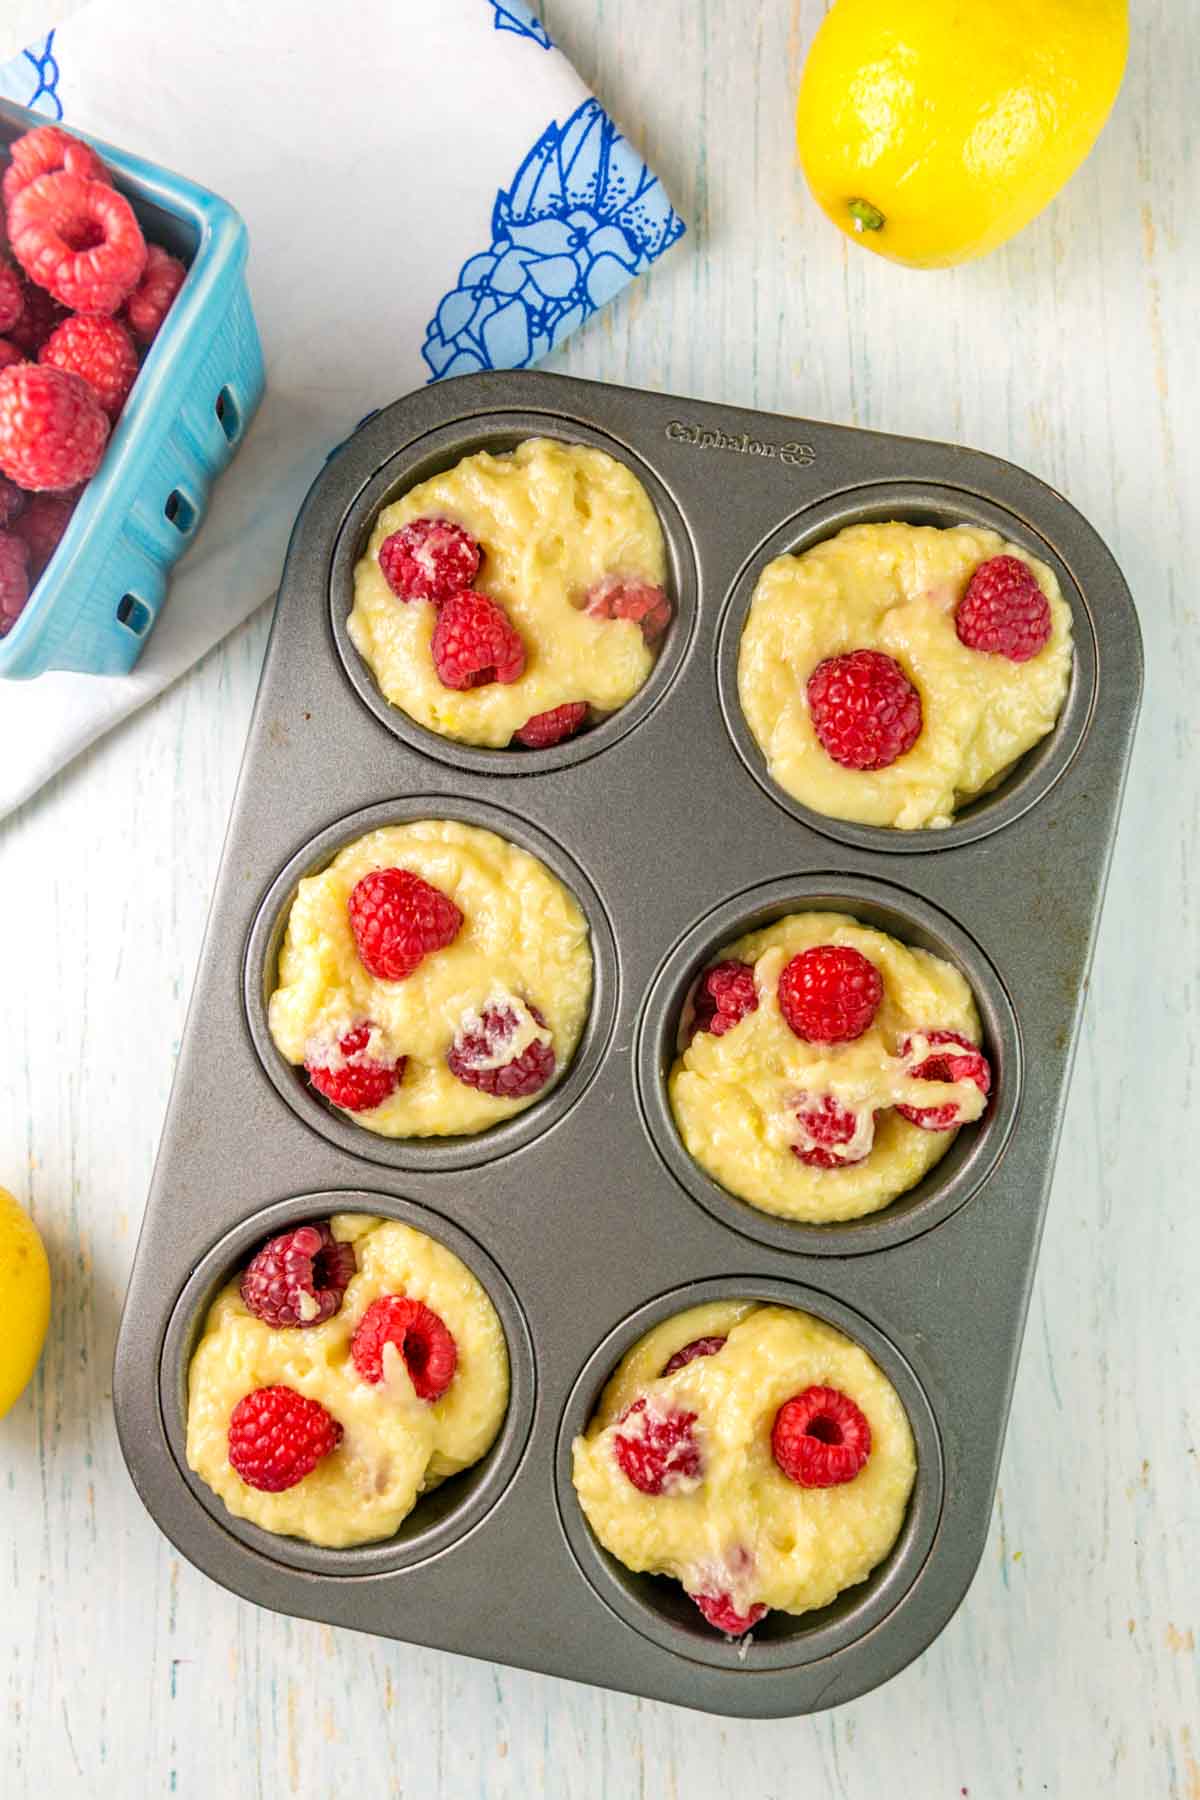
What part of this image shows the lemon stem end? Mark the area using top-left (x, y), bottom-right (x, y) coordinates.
top-left (847, 199), bottom-right (886, 234)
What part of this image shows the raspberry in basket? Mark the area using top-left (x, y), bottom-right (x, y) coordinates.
top-left (351, 1295), bottom-right (458, 1400)
top-left (0, 476), bottom-right (27, 528)
top-left (0, 342), bottom-right (25, 374)
top-left (0, 531), bottom-right (31, 636)
top-left (12, 487), bottom-right (80, 578)
top-left (40, 313), bottom-right (139, 420)
top-left (2, 125), bottom-right (111, 210)
top-left (8, 171), bottom-right (147, 315)
top-left (122, 242), bottom-right (186, 346)
top-left (0, 261), bottom-right (25, 335)
top-left (0, 364), bottom-right (109, 492)
top-left (7, 277), bottom-right (67, 357)
top-left (447, 999), bottom-right (555, 1098)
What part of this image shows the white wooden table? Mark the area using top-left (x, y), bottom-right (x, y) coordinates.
top-left (3, 4), bottom-right (1197, 1793)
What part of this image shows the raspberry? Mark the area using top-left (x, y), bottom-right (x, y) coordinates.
top-left (12, 486), bottom-right (80, 578)
top-left (2, 126), bottom-right (111, 210)
top-left (690, 960), bottom-right (758, 1040)
top-left (348, 866), bottom-right (463, 981)
top-left (0, 530), bottom-right (30, 636)
top-left (807, 649), bottom-right (923, 771)
top-left (0, 475), bottom-right (27, 527)
top-left (956, 555), bottom-right (1052, 662)
top-left (513, 701), bottom-right (589, 748)
top-left (0, 363), bottom-right (108, 491)
top-left (447, 1000), bottom-right (556, 1099)
top-left (690, 1592), bottom-right (768, 1636)
top-left (661, 1335), bottom-right (726, 1377)
top-left (612, 1398), bottom-right (701, 1495)
top-left (40, 312), bottom-right (138, 420)
top-left (790, 1092), bottom-right (875, 1169)
top-left (8, 171), bottom-right (147, 314)
top-left (239, 1221), bottom-right (357, 1330)
top-left (0, 261), bottom-right (24, 334)
top-left (377, 516), bottom-right (481, 604)
top-left (585, 574), bottom-right (672, 644)
top-left (305, 1022), bottom-right (406, 1112)
top-left (0, 342), bottom-right (25, 373)
top-left (7, 277), bottom-right (67, 356)
top-left (430, 588), bottom-right (526, 688)
top-left (350, 1295), bottom-right (458, 1400)
top-left (778, 945), bottom-right (883, 1044)
top-left (122, 242), bottom-right (186, 346)
top-left (771, 1385), bottom-right (872, 1488)
top-left (227, 1385), bottom-right (342, 1493)
top-left (897, 1030), bottom-right (992, 1130)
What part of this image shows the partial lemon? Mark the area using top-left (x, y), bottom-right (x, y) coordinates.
top-left (796, 0), bottom-right (1128, 267)
top-left (0, 1186), bottom-right (50, 1418)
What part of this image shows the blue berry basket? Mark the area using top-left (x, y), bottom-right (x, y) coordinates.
top-left (0, 99), bottom-right (265, 678)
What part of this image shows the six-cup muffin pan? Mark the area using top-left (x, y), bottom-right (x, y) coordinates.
top-left (113, 370), bottom-right (1141, 1719)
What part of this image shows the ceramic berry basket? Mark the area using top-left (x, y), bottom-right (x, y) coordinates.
top-left (0, 99), bottom-right (265, 679)
top-left (114, 370), bottom-right (1141, 1718)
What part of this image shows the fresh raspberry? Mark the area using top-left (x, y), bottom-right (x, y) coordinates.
top-left (897, 1030), bottom-right (992, 1130)
top-left (0, 531), bottom-right (30, 636)
top-left (0, 475), bottom-right (26, 526)
top-left (348, 866), bottom-right (463, 981)
top-left (8, 171), bottom-right (147, 314)
top-left (661, 1336), bottom-right (726, 1377)
top-left (777, 945), bottom-right (883, 1044)
top-left (122, 242), bottom-right (186, 346)
top-left (690, 960), bottom-right (758, 1040)
top-left (771, 1385), bottom-right (872, 1488)
top-left (0, 261), bottom-right (24, 334)
top-left (40, 312), bottom-right (138, 420)
top-left (7, 276), bottom-right (67, 356)
top-left (612, 1398), bottom-right (701, 1495)
top-left (305, 1022), bottom-right (406, 1112)
top-left (430, 588), bottom-right (526, 689)
top-left (2, 126), bottom-right (112, 210)
top-left (239, 1221), bottom-right (357, 1330)
top-left (807, 649), bottom-right (923, 771)
top-left (513, 701), bottom-right (589, 748)
top-left (377, 516), bottom-right (481, 604)
top-left (11, 486), bottom-right (80, 578)
top-left (0, 342), bottom-right (25, 373)
top-left (790, 1092), bottom-right (874, 1169)
top-left (447, 1000), bottom-right (556, 1099)
top-left (584, 574), bottom-right (672, 644)
top-left (690, 1592), bottom-right (768, 1636)
top-left (956, 555), bottom-right (1052, 662)
top-left (350, 1295), bottom-right (458, 1400)
top-left (0, 363), bottom-right (109, 491)
top-left (227, 1385), bottom-right (343, 1493)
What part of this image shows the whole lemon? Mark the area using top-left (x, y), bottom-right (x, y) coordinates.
top-left (796, 0), bottom-right (1128, 267)
top-left (0, 1186), bottom-right (51, 1418)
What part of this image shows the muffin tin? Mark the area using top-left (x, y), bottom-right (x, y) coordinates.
top-left (113, 370), bottom-right (1141, 1718)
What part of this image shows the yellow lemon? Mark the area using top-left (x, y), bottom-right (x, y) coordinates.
top-left (0, 1186), bottom-right (50, 1418)
top-left (796, 0), bottom-right (1128, 267)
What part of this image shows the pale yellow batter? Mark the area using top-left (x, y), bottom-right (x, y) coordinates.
top-left (572, 1302), bottom-right (916, 1621)
top-left (268, 820), bottom-right (592, 1137)
top-left (738, 522), bottom-right (1073, 829)
top-left (187, 1215), bottom-right (510, 1548)
top-left (349, 438), bottom-right (669, 746)
top-left (668, 913), bottom-right (985, 1223)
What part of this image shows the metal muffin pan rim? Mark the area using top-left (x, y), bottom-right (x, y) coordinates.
top-left (635, 872), bottom-right (1023, 1258)
top-left (714, 480), bottom-right (1099, 856)
top-left (158, 1189), bottom-right (537, 1578)
top-left (242, 794), bottom-right (620, 1173)
top-left (327, 410), bottom-right (700, 776)
top-left (554, 1275), bottom-right (945, 1672)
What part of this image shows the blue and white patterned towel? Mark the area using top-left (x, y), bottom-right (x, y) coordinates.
top-left (0, 0), bottom-right (684, 819)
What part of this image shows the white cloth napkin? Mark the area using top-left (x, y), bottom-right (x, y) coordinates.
top-left (0, 1), bottom-right (684, 819)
